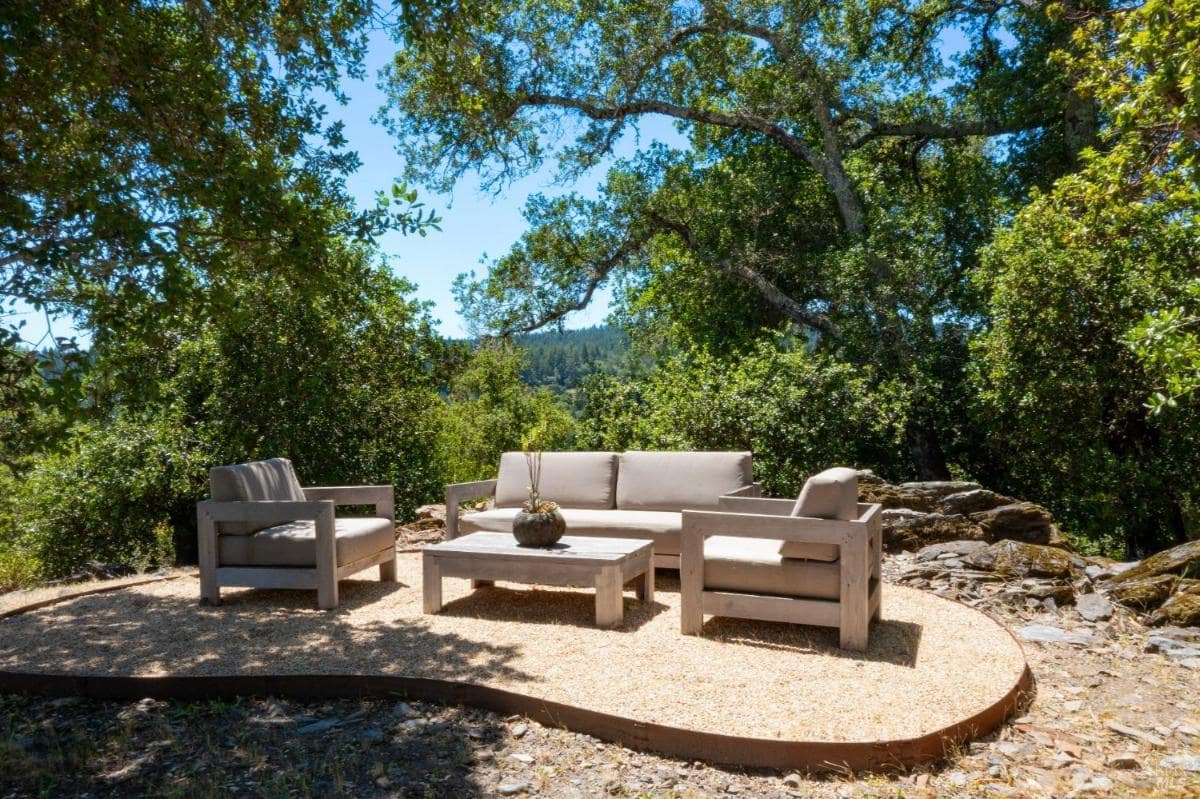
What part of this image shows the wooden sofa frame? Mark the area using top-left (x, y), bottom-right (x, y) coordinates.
top-left (443, 479), bottom-right (762, 571)
top-left (197, 485), bottom-right (397, 610)
top-left (680, 496), bottom-right (883, 650)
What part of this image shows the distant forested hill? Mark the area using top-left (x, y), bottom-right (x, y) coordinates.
top-left (516, 326), bottom-right (629, 392)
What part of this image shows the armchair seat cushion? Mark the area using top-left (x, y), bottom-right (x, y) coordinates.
top-left (703, 536), bottom-right (840, 600)
top-left (459, 507), bottom-right (685, 554)
top-left (218, 517), bottom-right (394, 568)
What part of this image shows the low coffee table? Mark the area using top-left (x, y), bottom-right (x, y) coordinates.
top-left (422, 533), bottom-right (654, 628)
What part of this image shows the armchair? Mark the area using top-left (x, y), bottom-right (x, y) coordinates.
top-left (197, 458), bottom-right (396, 609)
top-left (680, 468), bottom-right (882, 650)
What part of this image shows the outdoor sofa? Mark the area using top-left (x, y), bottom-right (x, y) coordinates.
top-left (680, 467), bottom-right (883, 650)
top-left (444, 451), bottom-right (761, 570)
top-left (196, 458), bottom-right (397, 609)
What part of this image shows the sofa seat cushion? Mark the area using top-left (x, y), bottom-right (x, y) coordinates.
top-left (209, 458), bottom-right (307, 536)
top-left (219, 517), bottom-right (394, 568)
top-left (494, 451), bottom-right (619, 510)
top-left (703, 536), bottom-right (840, 600)
top-left (616, 451), bottom-right (752, 512)
top-left (459, 508), bottom-right (684, 555)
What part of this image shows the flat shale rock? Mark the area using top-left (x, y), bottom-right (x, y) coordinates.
top-left (965, 540), bottom-right (1078, 579)
top-left (937, 488), bottom-right (1015, 516)
top-left (969, 502), bottom-right (1056, 545)
top-left (915, 540), bottom-right (991, 561)
top-left (1075, 593), bottom-right (1114, 622)
top-left (1105, 538), bottom-right (1200, 585)
top-left (881, 510), bottom-right (983, 551)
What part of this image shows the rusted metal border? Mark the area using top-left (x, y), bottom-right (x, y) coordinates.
top-left (0, 579), bottom-right (1032, 773)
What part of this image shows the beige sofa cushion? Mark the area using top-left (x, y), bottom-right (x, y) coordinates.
top-left (494, 451), bottom-right (619, 510)
top-left (780, 467), bottom-right (859, 561)
top-left (616, 451), bottom-right (752, 512)
top-left (459, 507), bottom-right (684, 555)
top-left (209, 458), bottom-right (307, 535)
top-left (704, 536), bottom-right (840, 600)
top-left (218, 517), bottom-right (393, 568)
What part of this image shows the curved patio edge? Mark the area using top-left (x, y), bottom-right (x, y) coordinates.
top-left (0, 576), bottom-right (1034, 773)
top-left (0, 664), bottom-right (1032, 773)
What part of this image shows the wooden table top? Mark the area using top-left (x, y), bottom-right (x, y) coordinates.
top-left (425, 532), bottom-right (652, 565)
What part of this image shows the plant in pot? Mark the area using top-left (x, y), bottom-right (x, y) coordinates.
top-left (512, 423), bottom-right (566, 547)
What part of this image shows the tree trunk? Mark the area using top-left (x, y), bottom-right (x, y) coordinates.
top-left (905, 421), bottom-right (951, 481)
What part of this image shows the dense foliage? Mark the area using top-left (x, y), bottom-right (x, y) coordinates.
top-left (2, 0), bottom-right (1198, 587)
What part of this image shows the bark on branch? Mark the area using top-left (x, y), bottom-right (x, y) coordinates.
top-left (647, 212), bottom-right (842, 340)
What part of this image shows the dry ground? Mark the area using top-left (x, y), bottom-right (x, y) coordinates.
top-left (0, 558), bottom-right (1198, 798)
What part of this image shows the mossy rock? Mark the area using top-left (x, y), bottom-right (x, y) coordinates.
top-left (964, 539), bottom-right (1078, 579)
top-left (1148, 585), bottom-right (1200, 627)
top-left (1108, 574), bottom-right (1181, 610)
top-left (1105, 539), bottom-right (1200, 585)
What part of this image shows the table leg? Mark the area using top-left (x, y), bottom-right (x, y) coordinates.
top-left (595, 566), bottom-right (624, 628)
top-left (422, 556), bottom-right (442, 614)
top-left (637, 560), bottom-right (655, 603)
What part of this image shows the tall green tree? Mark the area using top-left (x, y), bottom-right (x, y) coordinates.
top-left (1, 0), bottom-right (435, 407)
top-left (382, 0), bottom-right (1092, 477)
top-left (972, 0), bottom-right (1200, 555)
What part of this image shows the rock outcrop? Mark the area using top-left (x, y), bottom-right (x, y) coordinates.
top-left (857, 470), bottom-right (1062, 553)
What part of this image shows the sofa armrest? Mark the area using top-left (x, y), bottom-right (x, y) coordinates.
top-left (444, 479), bottom-right (498, 539)
top-left (303, 485), bottom-right (394, 523)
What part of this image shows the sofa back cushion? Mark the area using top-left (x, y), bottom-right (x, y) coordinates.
top-left (779, 467), bottom-right (858, 561)
top-left (616, 451), bottom-right (752, 512)
top-left (494, 451), bottom-right (619, 509)
top-left (209, 457), bottom-right (307, 535)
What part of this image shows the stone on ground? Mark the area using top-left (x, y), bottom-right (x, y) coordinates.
top-left (965, 540), bottom-right (1077, 579)
top-left (1075, 593), bottom-right (1114, 622)
top-left (969, 502), bottom-right (1056, 545)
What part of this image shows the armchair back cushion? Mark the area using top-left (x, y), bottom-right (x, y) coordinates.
top-left (780, 466), bottom-right (859, 561)
top-left (209, 457), bottom-right (307, 535)
top-left (616, 451), bottom-right (752, 512)
top-left (494, 451), bottom-right (619, 510)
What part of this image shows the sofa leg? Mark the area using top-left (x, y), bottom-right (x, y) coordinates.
top-left (380, 550), bottom-right (398, 583)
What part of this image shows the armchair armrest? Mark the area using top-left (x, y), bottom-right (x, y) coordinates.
top-left (444, 479), bottom-right (498, 539)
top-left (196, 499), bottom-right (337, 596)
top-left (682, 509), bottom-right (859, 546)
top-left (303, 485), bottom-right (394, 523)
top-left (717, 496), bottom-right (795, 515)
top-left (197, 499), bottom-right (335, 522)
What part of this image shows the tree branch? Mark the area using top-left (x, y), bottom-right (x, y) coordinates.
top-left (647, 211), bottom-right (842, 340)
top-left (520, 92), bottom-right (824, 169)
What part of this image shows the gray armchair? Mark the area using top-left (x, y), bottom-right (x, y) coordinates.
top-left (197, 458), bottom-right (396, 609)
top-left (680, 467), bottom-right (883, 650)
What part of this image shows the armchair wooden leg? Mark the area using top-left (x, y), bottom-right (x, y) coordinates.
top-left (315, 509), bottom-right (338, 609)
top-left (380, 547), bottom-right (398, 582)
top-left (197, 508), bottom-right (220, 605)
top-left (839, 533), bottom-right (870, 651)
top-left (680, 532), bottom-right (705, 635)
